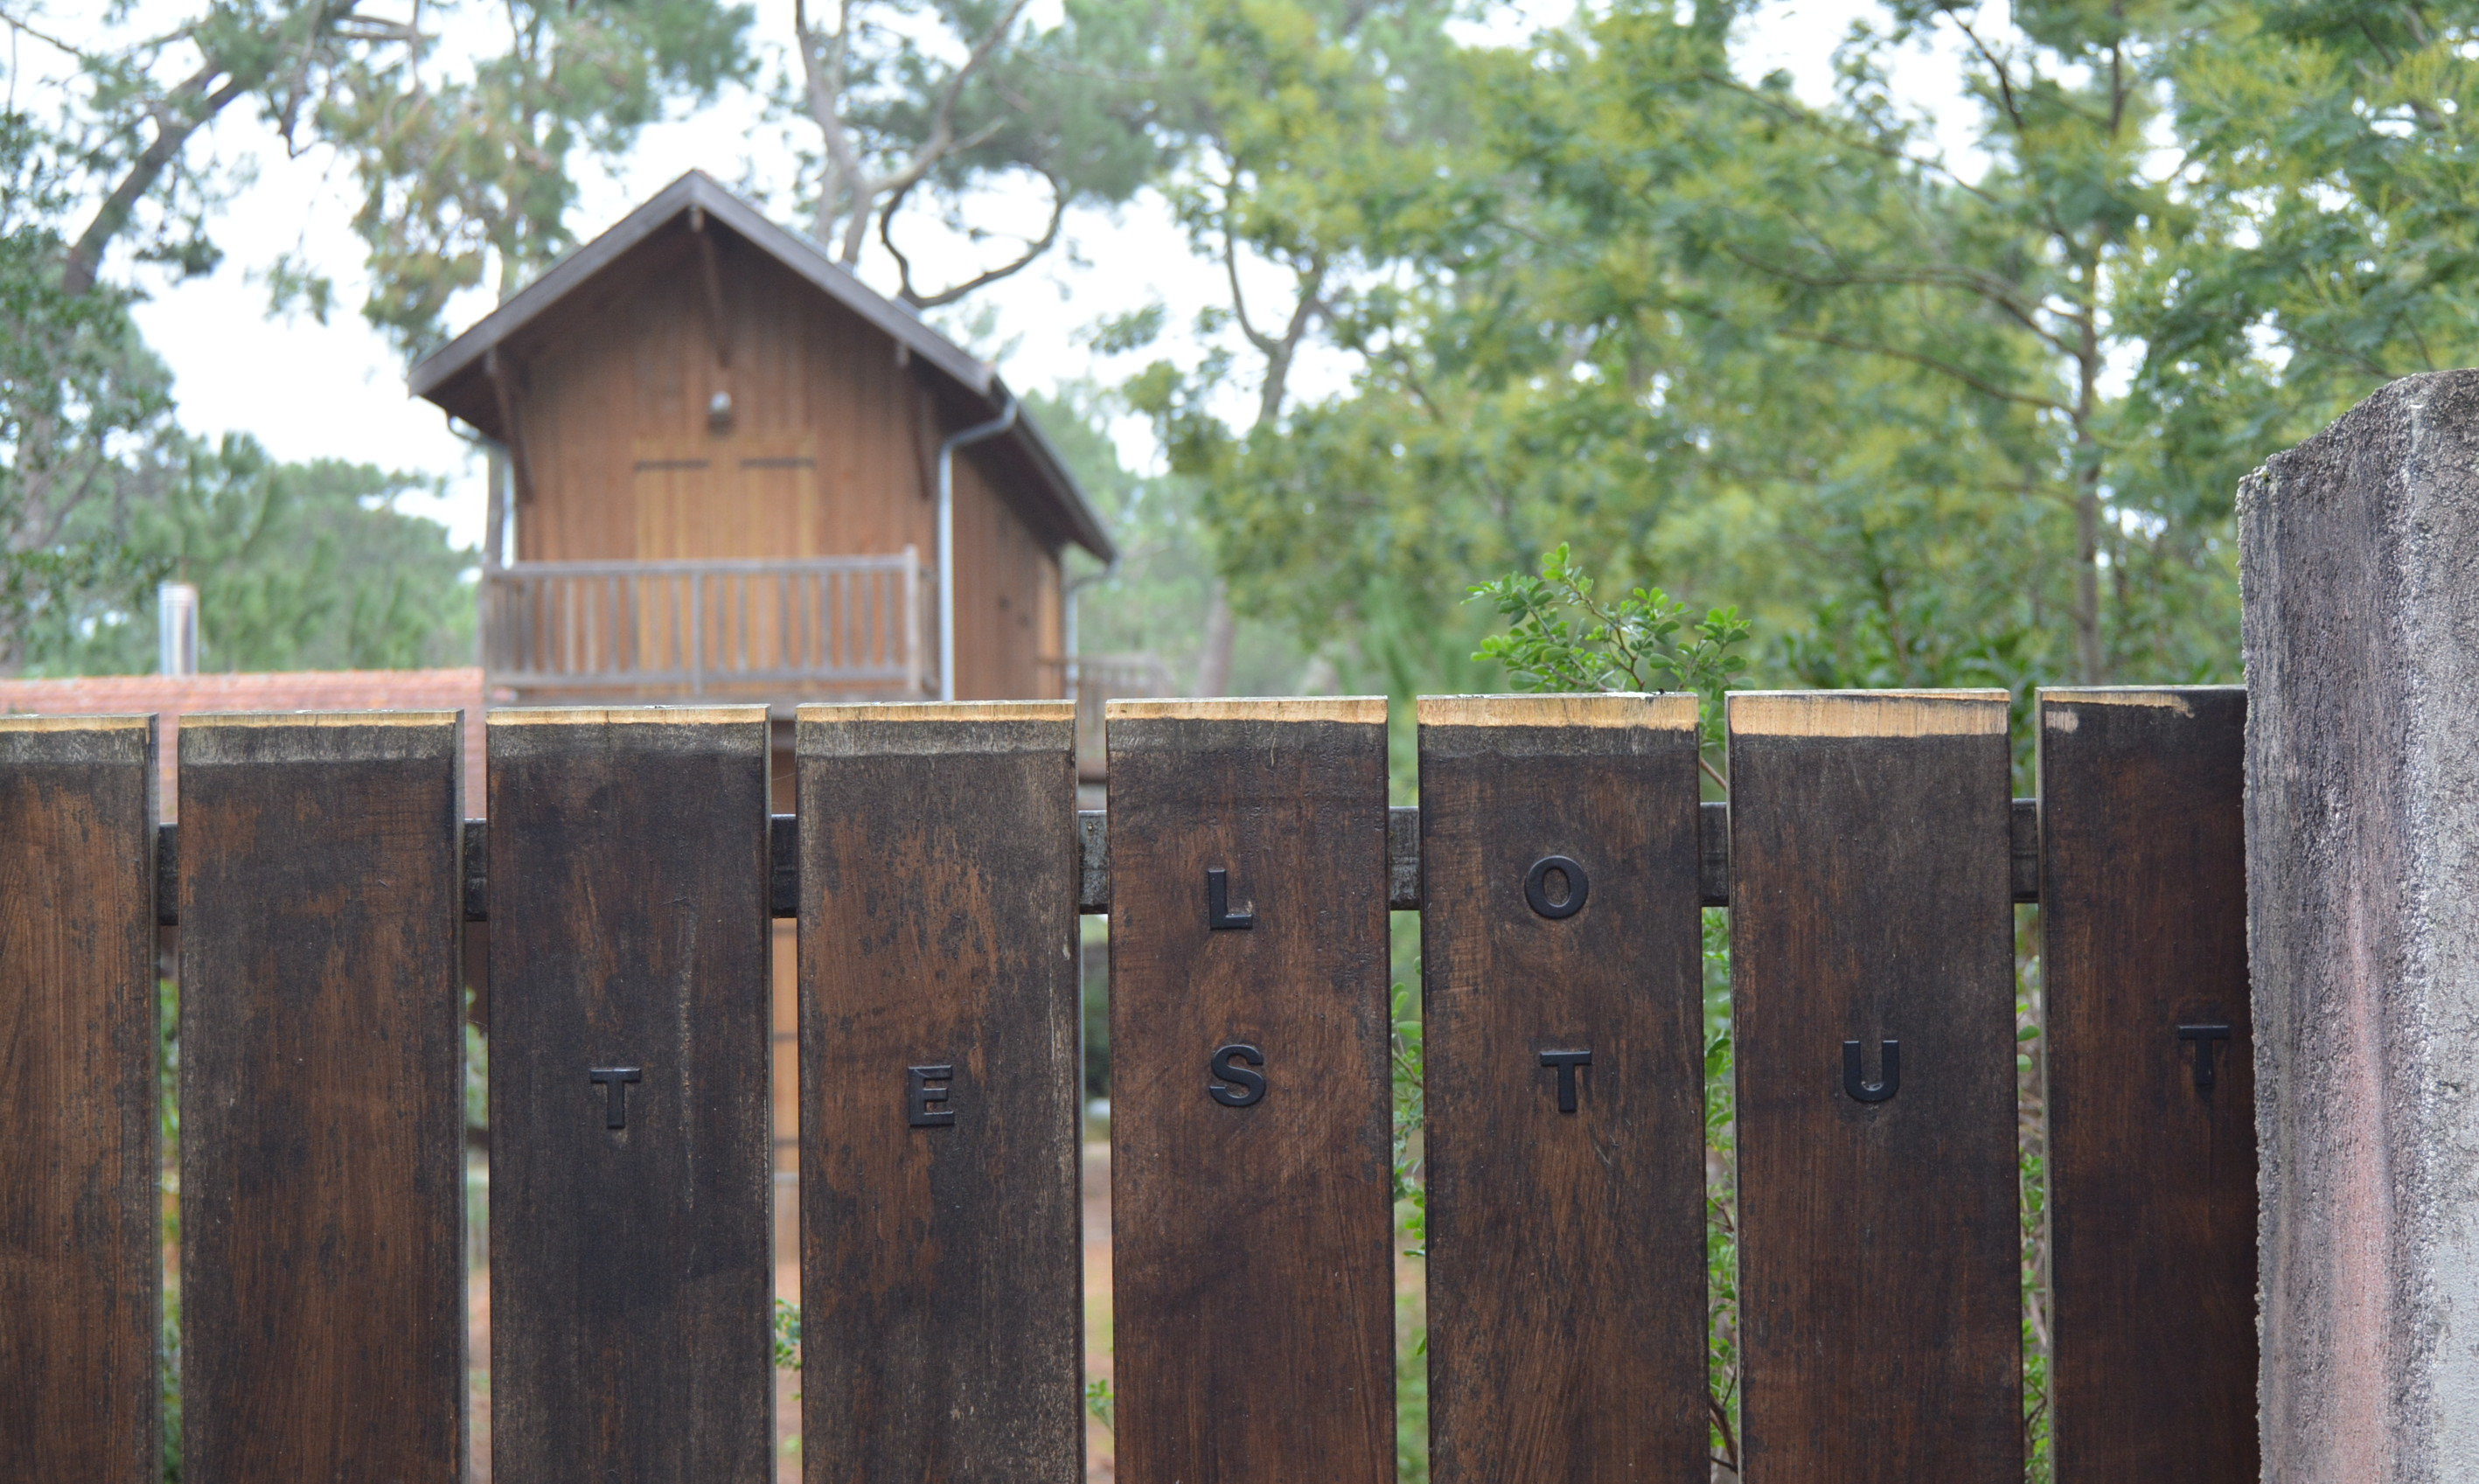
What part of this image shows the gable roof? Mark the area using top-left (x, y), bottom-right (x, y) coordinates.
top-left (407, 170), bottom-right (1114, 561)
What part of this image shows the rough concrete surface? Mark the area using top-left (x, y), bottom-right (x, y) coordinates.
top-left (2242, 369), bottom-right (2479, 1483)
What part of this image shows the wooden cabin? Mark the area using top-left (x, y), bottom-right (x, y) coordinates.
top-left (409, 170), bottom-right (1115, 708)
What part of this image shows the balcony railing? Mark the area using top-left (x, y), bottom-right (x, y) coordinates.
top-left (484, 554), bottom-right (930, 698)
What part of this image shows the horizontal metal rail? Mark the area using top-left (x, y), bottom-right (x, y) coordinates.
top-left (151, 799), bottom-right (2044, 927)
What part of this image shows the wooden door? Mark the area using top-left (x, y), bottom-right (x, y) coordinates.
top-left (631, 441), bottom-right (819, 681)
top-left (632, 441), bottom-right (818, 560)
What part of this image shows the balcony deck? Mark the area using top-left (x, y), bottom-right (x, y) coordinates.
top-left (483, 554), bottom-right (931, 704)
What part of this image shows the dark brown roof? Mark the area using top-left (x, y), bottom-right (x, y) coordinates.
top-left (407, 170), bottom-right (1114, 561)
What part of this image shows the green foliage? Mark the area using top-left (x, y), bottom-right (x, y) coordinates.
top-left (1141, 0), bottom-right (2479, 707)
top-left (1471, 544), bottom-right (1750, 774)
top-left (1027, 383), bottom-right (1311, 693)
top-left (1083, 1376), bottom-right (1115, 1432)
top-left (0, 110), bottom-right (180, 665)
top-left (773, 1297), bottom-right (803, 1370)
top-left (1701, 909), bottom-right (1740, 1473)
top-left (322, 0), bottom-right (755, 348)
top-left (27, 435), bottom-right (476, 675)
top-left (1389, 979), bottom-right (1426, 1254)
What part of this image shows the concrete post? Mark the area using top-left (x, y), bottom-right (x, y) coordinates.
top-left (2241, 369), bottom-right (2479, 1481)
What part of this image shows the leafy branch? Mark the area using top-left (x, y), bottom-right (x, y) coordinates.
top-left (1469, 544), bottom-right (1751, 788)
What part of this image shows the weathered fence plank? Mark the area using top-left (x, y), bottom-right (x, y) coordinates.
top-left (798, 701), bottom-right (1083, 1481)
top-left (1419, 694), bottom-right (1709, 1482)
top-left (0, 716), bottom-right (159, 1482)
top-left (178, 712), bottom-right (466, 1482)
top-left (1106, 698), bottom-right (1396, 1482)
top-left (487, 707), bottom-right (773, 1484)
top-left (1728, 691), bottom-right (2023, 1484)
top-left (2040, 686), bottom-right (2253, 1481)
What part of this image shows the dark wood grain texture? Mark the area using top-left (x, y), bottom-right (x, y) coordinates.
top-left (178, 712), bottom-right (466, 1483)
top-left (798, 700), bottom-right (1083, 1482)
top-left (1727, 691), bottom-right (2022, 1484)
top-left (488, 707), bottom-right (774, 1484)
top-left (2039, 687), bottom-right (2254, 1482)
top-left (1107, 698), bottom-right (1396, 1483)
top-left (0, 716), bottom-right (159, 1481)
top-left (1418, 694), bottom-right (1708, 1483)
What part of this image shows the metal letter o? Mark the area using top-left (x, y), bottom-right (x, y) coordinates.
top-left (1525, 855), bottom-right (1590, 920)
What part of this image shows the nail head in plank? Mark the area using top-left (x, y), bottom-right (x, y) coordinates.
top-left (1417, 696), bottom-right (1709, 1481)
top-left (1107, 700), bottom-right (1397, 1480)
top-left (797, 700), bottom-right (1085, 1481)
top-left (2039, 686), bottom-right (2254, 1481)
top-left (1728, 689), bottom-right (2024, 1482)
top-left (178, 711), bottom-right (467, 1481)
top-left (0, 716), bottom-right (160, 1482)
top-left (486, 707), bottom-right (774, 1483)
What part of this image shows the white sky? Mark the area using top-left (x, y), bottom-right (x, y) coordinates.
top-left (18, 0), bottom-right (1989, 551)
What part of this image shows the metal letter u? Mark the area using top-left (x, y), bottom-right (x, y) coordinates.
top-left (1842, 1038), bottom-right (1899, 1104)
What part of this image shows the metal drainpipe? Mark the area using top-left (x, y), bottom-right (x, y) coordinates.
top-left (935, 394), bottom-right (1018, 702)
top-left (1062, 558), bottom-right (1118, 703)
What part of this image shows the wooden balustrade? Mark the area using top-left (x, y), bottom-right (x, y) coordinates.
top-left (482, 554), bottom-right (930, 699)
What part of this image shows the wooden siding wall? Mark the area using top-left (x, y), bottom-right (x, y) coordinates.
top-left (507, 226), bottom-right (1062, 700)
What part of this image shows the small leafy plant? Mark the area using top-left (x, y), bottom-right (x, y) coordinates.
top-left (1469, 545), bottom-right (1750, 785)
top-left (773, 1299), bottom-right (801, 1370)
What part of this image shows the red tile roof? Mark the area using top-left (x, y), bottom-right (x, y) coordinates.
top-left (0, 669), bottom-right (492, 818)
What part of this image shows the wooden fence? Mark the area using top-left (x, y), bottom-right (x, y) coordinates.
top-left (0, 687), bottom-right (2253, 1483)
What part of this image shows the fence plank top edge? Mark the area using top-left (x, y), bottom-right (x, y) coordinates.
top-left (1730, 689), bottom-right (2010, 737)
top-left (796, 700), bottom-right (1076, 724)
top-left (179, 711), bottom-right (462, 766)
top-left (800, 713), bottom-right (1075, 757)
top-left (1416, 692), bottom-right (1697, 728)
top-left (0, 714), bottom-right (153, 766)
top-left (179, 708), bottom-right (461, 728)
top-left (491, 707), bottom-right (769, 761)
top-left (1104, 695), bottom-right (1387, 724)
top-left (490, 703), bottom-right (769, 728)
top-left (2040, 685), bottom-right (2245, 716)
top-left (0, 711), bottom-right (153, 732)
